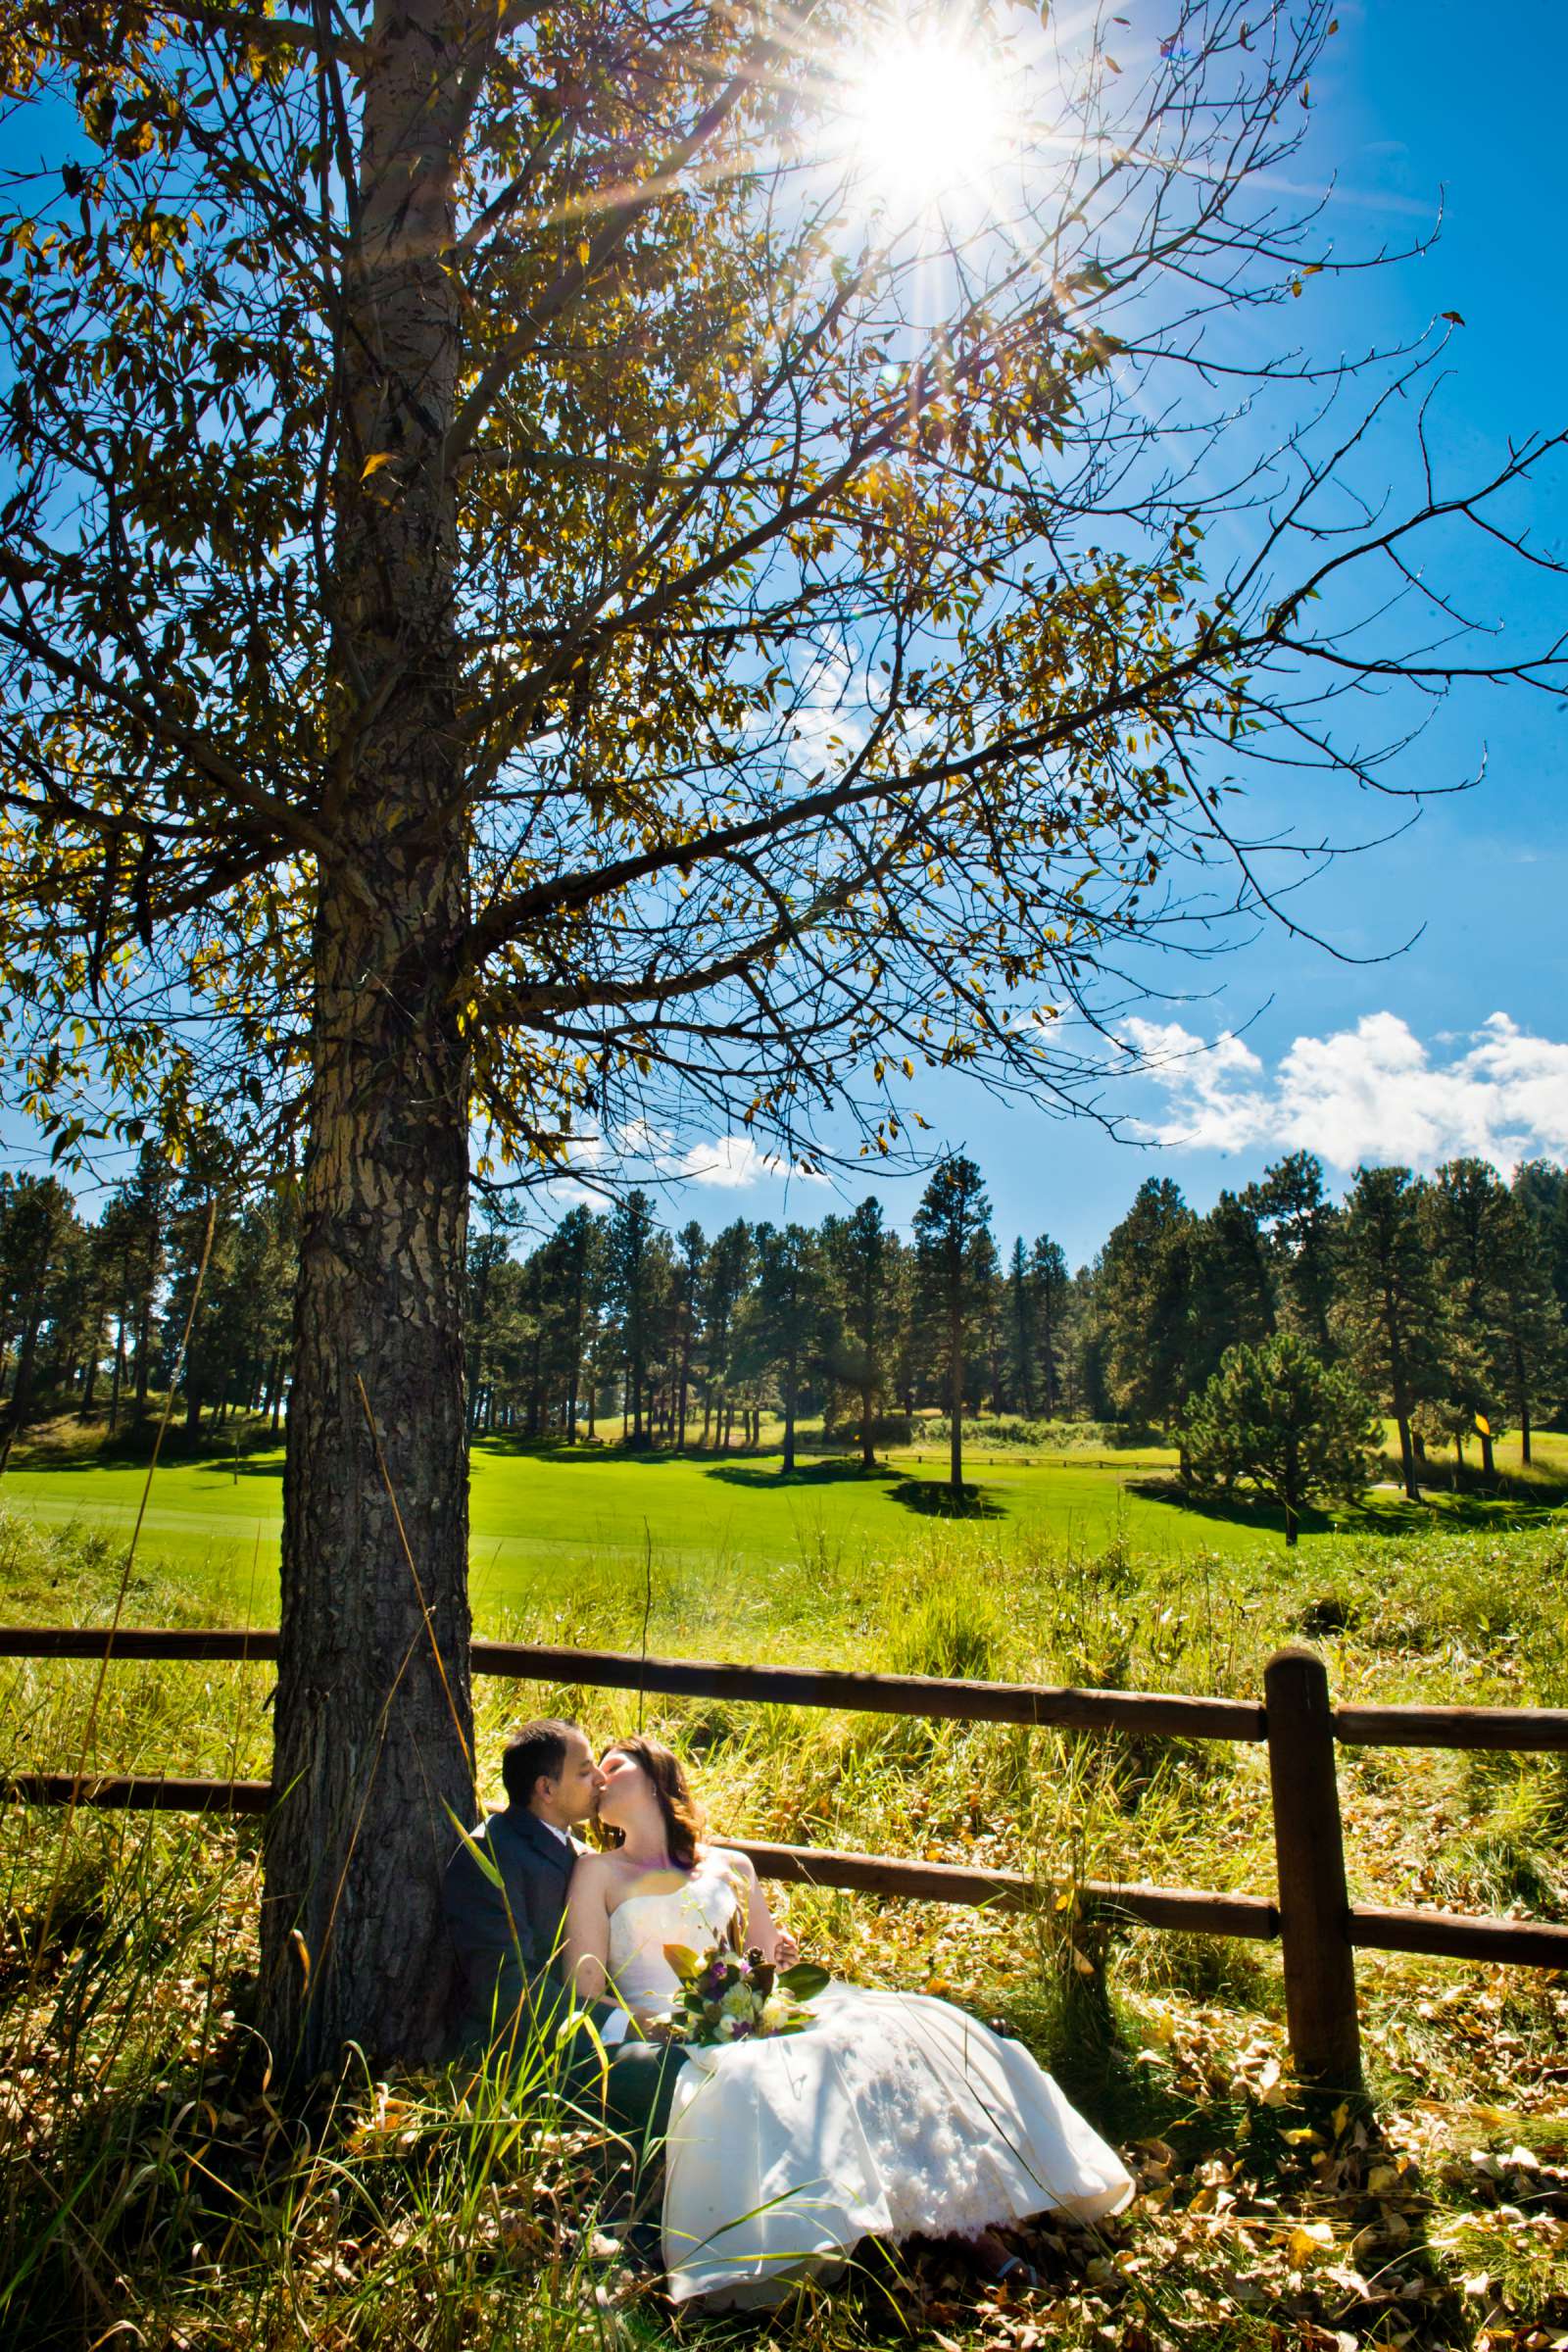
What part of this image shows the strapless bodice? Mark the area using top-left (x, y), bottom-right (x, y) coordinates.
top-left (607, 1850), bottom-right (747, 2010)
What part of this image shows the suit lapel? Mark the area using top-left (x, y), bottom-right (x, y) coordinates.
top-left (509, 1806), bottom-right (576, 1878)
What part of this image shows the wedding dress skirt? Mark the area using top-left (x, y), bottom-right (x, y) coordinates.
top-left (606, 1851), bottom-right (1134, 2306)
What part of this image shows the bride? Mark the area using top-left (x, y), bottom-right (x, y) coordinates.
top-left (564, 1735), bottom-right (1133, 2306)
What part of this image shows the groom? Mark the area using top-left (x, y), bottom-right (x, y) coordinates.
top-left (441, 1718), bottom-right (685, 2177)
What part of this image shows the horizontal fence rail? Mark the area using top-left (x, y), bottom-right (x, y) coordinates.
top-left (8, 1770), bottom-right (1561, 1972)
top-left (1333, 1702), bottom-right (1568, 1753)
top-left (0, 1625), bottom-right (1267, 1740)
top-left (6, 1625), bottom-right (1568, 2087)
top-left (11, 1626), bottom-right (1567, 1752)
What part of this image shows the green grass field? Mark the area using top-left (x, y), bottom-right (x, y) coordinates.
top-left (4, 1420), bottom-right (1565, 1648)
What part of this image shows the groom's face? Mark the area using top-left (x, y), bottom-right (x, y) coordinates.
top-left (534, 1728), bottom-right (604, 1829)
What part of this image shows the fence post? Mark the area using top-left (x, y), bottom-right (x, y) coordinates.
top-left (1264, 1645), bottom-right (1362, 2088)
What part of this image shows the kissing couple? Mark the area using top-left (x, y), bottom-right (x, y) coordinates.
top-left (443, 1719), bottom-right (1132, 2307)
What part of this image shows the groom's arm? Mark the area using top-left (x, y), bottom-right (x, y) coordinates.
top-left (442, 1824), bottom-right (544, 2033)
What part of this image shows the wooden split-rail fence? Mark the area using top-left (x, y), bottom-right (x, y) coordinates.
top-left (5, 1625), bottom-right (1567, 2087)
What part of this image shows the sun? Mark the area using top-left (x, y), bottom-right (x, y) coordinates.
top-left (837, 23), bottom-right (1015, 218)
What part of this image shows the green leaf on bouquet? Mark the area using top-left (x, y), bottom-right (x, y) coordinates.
top-left (776, 1962), bottom-right (830, 2000)
top-left (662, 1942), bottom-right (705, 1982)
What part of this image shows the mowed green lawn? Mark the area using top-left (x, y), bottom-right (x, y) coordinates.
top-left (3, 1422), bottom-right (1563, 1641)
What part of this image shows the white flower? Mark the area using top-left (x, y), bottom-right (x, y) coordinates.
top-left (760, 1994), bottom-right (791, 2034)
top-left (716, 2016), bottom-right (738, 2040)
top-left (719, 1984), bottom-right (754, 2020)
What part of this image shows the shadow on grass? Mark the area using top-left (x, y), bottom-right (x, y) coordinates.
top-left (470, 1434), bottom-right (702, 1468)
top-left (1126, 1471), bottom-right (1563, 1544)
top-left (888, 1476), bottom-right (1005, 1521)
top-left (1124, 1475), bottom-right (1334, 1544)
top-left (704, 1457), bottom-right (902, 1491)
top-left (11, 1424), bottom-right (288, 1477)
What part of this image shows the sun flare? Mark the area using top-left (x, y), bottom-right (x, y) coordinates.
top-left (838, 24), bottom-right (1014, 216)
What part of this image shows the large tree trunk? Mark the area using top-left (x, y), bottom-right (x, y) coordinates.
top-left (0, 1301), bottom-right (42, 1470)
top-left (949, 1306), bottom-right (963, 1492)
top-left (260, 0), bottom-right (474, 2077)
top-left (108, 1312), bottom-right (124, 1435)
top-left (78, 1317), bottom-right (101, 1418)
top-left (781, 1357), bottom-right (797, 1474)
top-left (1383, 1291), bottom-right (1420, 1501)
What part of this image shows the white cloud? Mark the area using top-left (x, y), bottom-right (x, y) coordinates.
top-left (788, 652), bottom-right (869, 766)
top-left (1124, 1010), bottom-right (1568, 1173)
top-left (677, 1135), bottom-right (827, 1189)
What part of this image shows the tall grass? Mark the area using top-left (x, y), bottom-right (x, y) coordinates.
top-left (5, 1506), bottom-right (1568, 2345)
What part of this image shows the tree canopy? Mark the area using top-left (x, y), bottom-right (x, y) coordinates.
top-left (3, 1), bottom-right (1561, 1174)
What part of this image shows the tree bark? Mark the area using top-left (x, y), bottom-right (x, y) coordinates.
top-left (108, 1313), bottom-right (124, 1435)
top-left (0, 1300), bottom-right (43, 1469)
top-left (781, 1355), bottom-right (797, 1474)
top-left (1382, 1286), bottom-right (1419, 1501)
top-left (260, 0), bottom-right (474, 2076)
top-left (949, 1305), bottom-right (963, 1492)
top-left (78, 1320), bottom-right (101, 1418)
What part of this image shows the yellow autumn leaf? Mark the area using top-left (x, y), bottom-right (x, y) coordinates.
top-left (1474, 1412), bottom-right (1491, 1437)
top-left (1286, 2222), bottom-right (1333, 2265)
top-left (360, 452), bottom-right (398, 479)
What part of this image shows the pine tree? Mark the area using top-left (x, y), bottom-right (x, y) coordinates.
top-left (465, 1225), bottom-right (514, 1436)
top-left (1005, 1238), bottom-right (1037, 1417)
top-left (1182, 1333), bottom-right (1378, 1546)
top-left (700, 1222), bottom-right (755, 1452)
top-left (823, 1199), bottom-right (903, 1467)
top-left (1098, 1179), bottom-right (1197, 1436)
top-left (913, 1155), bottom-right (996, 1494)
top-left (1423, 1158), bottom-right (1513, 1476)
top-left (752, 1224), bottom-right (821, 1473)
top-left (1246, 1152), bottom-right (1340, 1353)
top-left (0, 1175), bottom-right (82, 1459)
top-left (1029, 1237), bottom-right (1070, 1417)
top-left (606, 1192), bottom-right (659, 1444)
top-left (1187, 1189), bottom-right (1273, 1390)
top-left (1490, 1191), bottom-right (1564, 1466)
top-left (672, 1222), bottom-right (707, 1447)
top-left (1335, 1165), bottom-right (1443, 1500)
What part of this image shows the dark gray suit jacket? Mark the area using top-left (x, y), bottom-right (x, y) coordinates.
top-left (442, 1802), bottom-right (583, 2054)
top-left (442, 1804), bottom-right (689, 2149)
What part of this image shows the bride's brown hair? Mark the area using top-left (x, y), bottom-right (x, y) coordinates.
top-left (598, 1735), bottom-right (703, 1869)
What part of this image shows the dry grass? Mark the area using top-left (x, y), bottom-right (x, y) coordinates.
top-left (3, 1506), bottom-right (1568, 2349)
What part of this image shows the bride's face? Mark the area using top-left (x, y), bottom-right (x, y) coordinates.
top-left (595, 1746), bottom-right (651, 1833)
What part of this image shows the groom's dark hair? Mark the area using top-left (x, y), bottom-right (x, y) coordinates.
top-left (503, 1719), bottom-right (576, 1807)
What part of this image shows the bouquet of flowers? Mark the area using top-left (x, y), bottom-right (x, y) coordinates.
top-left (659, 1941), bottom-right (829, 2045)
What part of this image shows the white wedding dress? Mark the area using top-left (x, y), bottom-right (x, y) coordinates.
top-left (606, 1850), bottom-right (1134, 2306)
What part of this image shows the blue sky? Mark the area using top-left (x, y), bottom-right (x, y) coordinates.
top-left (6, 4), bottom-right (1565, 1268)
top-left (615, 1), bottom-right (1568, 1265)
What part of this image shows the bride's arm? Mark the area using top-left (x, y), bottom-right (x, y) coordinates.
top-left (730, 1852), bottom-right (800, 1968)
top-left (564, 1856), bottom-right (614, 2004)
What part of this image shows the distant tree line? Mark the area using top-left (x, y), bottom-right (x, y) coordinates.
top-left (460, 1151), bottom-right (1568, 1497)
top-left (2, 1146), bottom-right (1565, 1496)
top-left (0, 1147), bottom-right (294, 1457)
